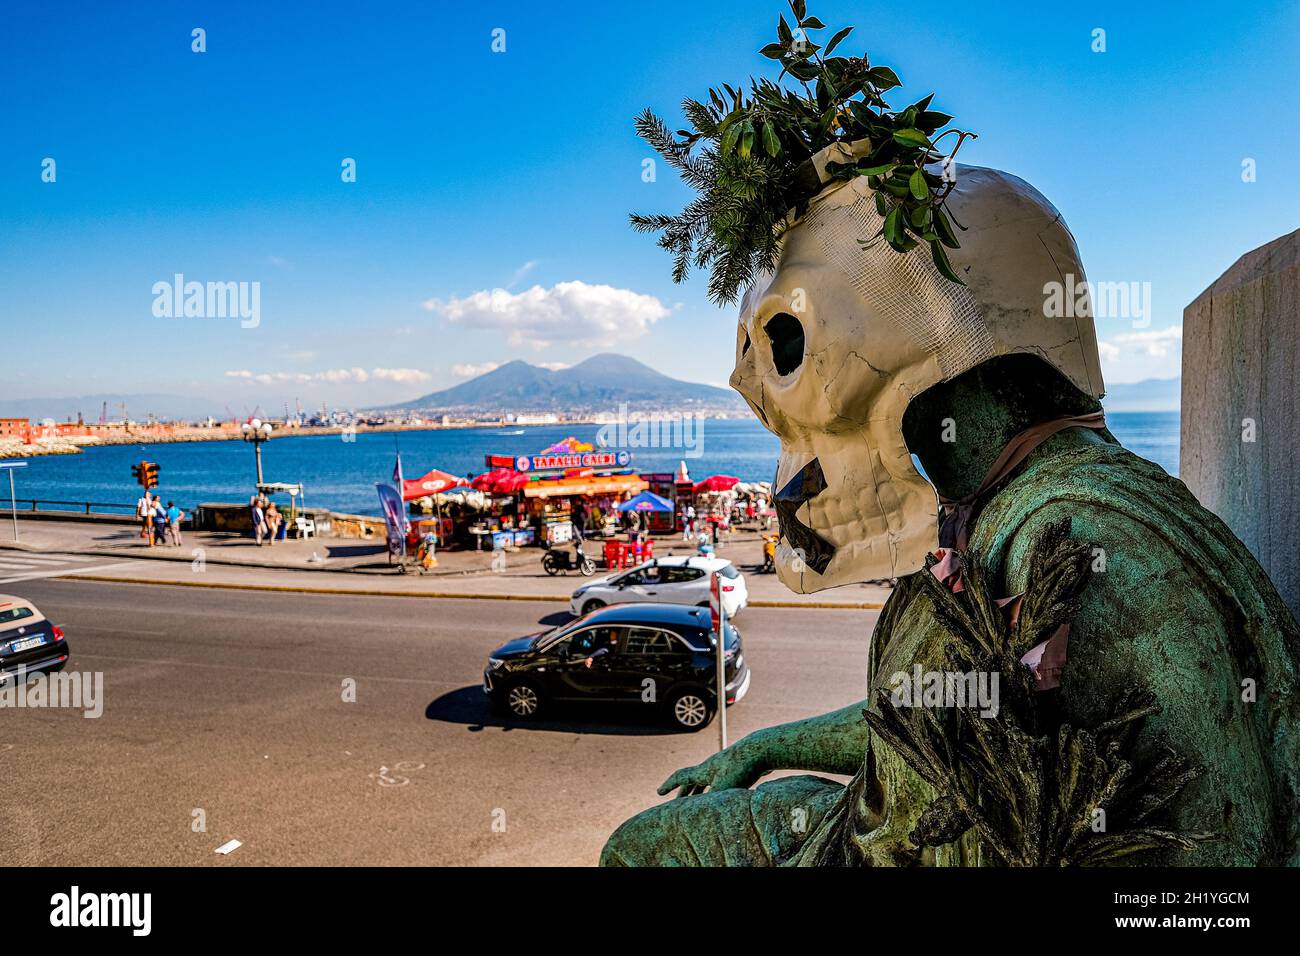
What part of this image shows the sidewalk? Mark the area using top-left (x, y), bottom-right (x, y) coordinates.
top-left (0, 517), bottom-right (893, 608)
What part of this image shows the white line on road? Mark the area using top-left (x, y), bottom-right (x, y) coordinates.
top-left (0, 554), bottom-right (76, 566)
top-left (0, 561), bottom-right (138, 585)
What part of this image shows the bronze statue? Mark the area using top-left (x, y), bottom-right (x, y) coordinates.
top-left (604, 4), bottom-right (1300, 866)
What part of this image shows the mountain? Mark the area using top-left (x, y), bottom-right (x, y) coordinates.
top-left (1101, 377), bottom-right (1181, 412)
top-left (0, 393), bottom-right (225, 423)
top-left (396, 353), bottom-right (745, 413)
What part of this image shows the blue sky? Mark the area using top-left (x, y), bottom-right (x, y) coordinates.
top-left (2, 0), bottom-right (1298, 412)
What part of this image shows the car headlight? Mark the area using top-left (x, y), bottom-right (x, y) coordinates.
top-left (487, 657), bottom-right (506, 671)
top-left (572, 587), bottom-right (588, 598)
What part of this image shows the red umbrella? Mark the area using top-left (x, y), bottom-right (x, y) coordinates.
top-left (471, 468), bottom-right (528, 494)
top-left (694, 474), bottom-right (740, 493)
top-left (401, 468), bottom-right (462, 502)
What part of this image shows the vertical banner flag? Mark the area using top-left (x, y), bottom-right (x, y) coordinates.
top-left (376, 482), bottom-right (407, 557)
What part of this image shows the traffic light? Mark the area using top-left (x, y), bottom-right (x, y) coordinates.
top-left (132, 461), bottom-right (160, 490)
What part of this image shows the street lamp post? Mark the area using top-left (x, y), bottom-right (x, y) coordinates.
top-left (241, 418), bottom-right (274, 487)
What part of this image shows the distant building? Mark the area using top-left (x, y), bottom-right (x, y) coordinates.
top-left (0, 418), bottom-right (31, 443)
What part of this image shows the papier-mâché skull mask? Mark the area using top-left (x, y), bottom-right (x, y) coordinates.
top-left (729, 163), bottom-right (1105, 592)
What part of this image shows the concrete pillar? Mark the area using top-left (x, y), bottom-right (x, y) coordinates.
top-left (1181, 228), bottom-right (1300, 620)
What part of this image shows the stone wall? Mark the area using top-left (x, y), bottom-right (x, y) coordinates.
top-left (1181, 228), bottom-right (1300, 620)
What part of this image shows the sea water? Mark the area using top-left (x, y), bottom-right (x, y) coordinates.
top-left (9, 412), bottom-right (1180, 518)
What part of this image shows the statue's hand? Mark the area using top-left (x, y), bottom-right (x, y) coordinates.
top-left (657, 736), bottom-right (769, 798)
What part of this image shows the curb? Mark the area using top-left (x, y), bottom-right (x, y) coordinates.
top-left (62, 573), bottom-right (885, 609)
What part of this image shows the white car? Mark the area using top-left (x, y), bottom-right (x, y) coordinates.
top-left (569, 556), bottom-right (748, 618)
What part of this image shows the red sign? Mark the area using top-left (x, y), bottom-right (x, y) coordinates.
top-left (709, 573), bottom-right (721, 634)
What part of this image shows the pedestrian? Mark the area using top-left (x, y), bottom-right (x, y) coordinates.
top-left (265, 502), bottom-right (282, 546)
top-left (250, 495), bottom-right (267, 546)
top-left (136, 490), bottom-right (153, 541)
top-left (685, 503), bottom-right (696, 541)
top-left (151, 496), bottom-right (169, 547)
top-left (166, 500), bottom-right (185, 547)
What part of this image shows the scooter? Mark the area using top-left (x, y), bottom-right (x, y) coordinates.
top-left (541, 541), bottom-right (596, 576)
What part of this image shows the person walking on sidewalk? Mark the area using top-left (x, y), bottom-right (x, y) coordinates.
top-left (265, 502), bottom-right (282, 546)
top-left (250, 495), bottom-right (267, 546)
top-left (166, 500), bottom-right (185, 547)
top-left (136, 491), bottom-right (153, 541)
top-left (151, 496), bottom-right (169, 548)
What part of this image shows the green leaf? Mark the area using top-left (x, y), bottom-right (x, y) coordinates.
top-left (918, 110), bottom-right (953, 131)
top-left (739, 120), bottom-right (755, 159)
top-left (720, 122), bottom-right (742, 157)
top-left (801, 16), bottom-right (825, 28)
top-left (788, 59), bottom-right (821, 81)
top-left (883, 206), bottom-right (902, 244)
top-left (855, 162), bottom-right (894, 177)
top-left (778, 15), bottom-right (793, 43)
top-left (825, 25), bottom-right (853, 55)
top-left (867, 66), bottom-right (901, 89)
top-left (874, 192), bottom-right (889, 216)
top-left (908, 168), bottom-right (929, 200)
top-left (760, 42), bottom-right (787, 59)
top-left (893, 128), bottom-right (931, 148)
top-left (761, 122), bottom-right (781, 157)
top-left (930, 240), bottom-right (966, 285)
top-left (933, 209), bottom-right (961, 249)
top-left (792, 0), bottom-right (807, 21)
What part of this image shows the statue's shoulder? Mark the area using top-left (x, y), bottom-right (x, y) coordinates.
top-left (972, 438), bottom-right (1239, 592)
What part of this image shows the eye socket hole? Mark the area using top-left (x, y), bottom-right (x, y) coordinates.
top-left (741, 331), bottom-right (751, 357)
top-left (764, 312), bottom-right (805, 376)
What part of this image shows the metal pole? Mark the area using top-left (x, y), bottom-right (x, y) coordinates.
top-left (254, 441), bottom-right (264, 485)
top-left (8, 470), bottom-right (16, 542)
top-left (716, 595), bottom-right (728, 751)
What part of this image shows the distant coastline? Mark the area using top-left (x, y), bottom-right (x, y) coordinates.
top-left (0, 414), bottom-right (754, 459)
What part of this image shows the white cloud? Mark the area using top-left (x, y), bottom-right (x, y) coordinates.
top-left (537, 361), bottom-right (570, 371)
top-left (225, 367), bottom-right (428, 387)
top-left (452, 362), bottom-right (500, 378)
top-left (422, 280), bottom-right (671, 349)
top-left (1098, 325), bottom-right (1183, 359)
top-left (372, 368), bottom-right (432, 384)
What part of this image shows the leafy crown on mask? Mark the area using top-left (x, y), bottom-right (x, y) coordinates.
top-left (631, 0), bottom-right (977, 304)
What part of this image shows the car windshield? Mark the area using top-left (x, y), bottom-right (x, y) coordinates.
top-left (717, 563), bottom-right (740, 579)
top-left (0, 606), bottom-right (34, 626)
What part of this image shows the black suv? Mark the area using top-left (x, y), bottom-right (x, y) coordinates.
top-left (483, 603), bottom-right (750, 731)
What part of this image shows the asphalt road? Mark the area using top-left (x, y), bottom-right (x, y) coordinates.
top-left (0, 578), bottom-right (874, 866)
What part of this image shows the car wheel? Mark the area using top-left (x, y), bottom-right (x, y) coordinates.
top-left (667, 688), bottom-right (713, 731)
top-left (582, 599), bottom-right (605, 615)
top-left (504, 681), bottom-right (543, 719)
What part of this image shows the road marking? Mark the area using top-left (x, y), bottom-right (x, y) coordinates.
top-left (0, 561), bottom-right (138, 585)
top-left (0, 554), bottom-right (77, 565)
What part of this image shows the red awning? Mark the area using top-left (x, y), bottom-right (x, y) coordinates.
top-left (401, 468), bottom-right (463, 501)
top-left (694, 474), bottom-right (740, 493)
